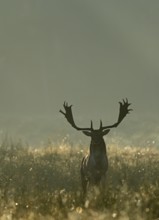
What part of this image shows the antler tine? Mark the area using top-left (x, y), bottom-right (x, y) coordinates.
top-left (91, 120), bottom-right (93, 131)
top-left (123, 98), bottom-right (132, 107)
top-left (100, 120), bottom-right (103, 130)
top-left (60, 101), bottom-right (67, 115)
top-left (59, 109), bottom-right (65, 115)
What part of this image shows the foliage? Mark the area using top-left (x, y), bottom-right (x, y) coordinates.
top-left (0, 138), bottom-right (158, 219)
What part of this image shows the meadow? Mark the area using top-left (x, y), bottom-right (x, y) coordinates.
top-left (0, 137), bottom-right (159, 220)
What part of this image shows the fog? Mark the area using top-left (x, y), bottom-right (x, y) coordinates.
top-left (0, 0), bottom-right (159, 146)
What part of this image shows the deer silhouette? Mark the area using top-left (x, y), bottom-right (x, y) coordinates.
top-left (60, 99), bottom-right (132, 195)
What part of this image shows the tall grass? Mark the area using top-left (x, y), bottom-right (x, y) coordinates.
top-left (0, 138), bottom-right (158, 219)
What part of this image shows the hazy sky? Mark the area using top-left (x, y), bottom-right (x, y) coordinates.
top-left (0, 1), bottom-right (159, 143)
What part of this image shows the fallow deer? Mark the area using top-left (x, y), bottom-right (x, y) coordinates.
top-left (60, 99), bottom-right (132, 195)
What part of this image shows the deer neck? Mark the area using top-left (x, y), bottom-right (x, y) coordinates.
top-left (90, 138), bottom-right (107, 156)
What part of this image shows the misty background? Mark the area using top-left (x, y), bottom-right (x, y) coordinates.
top-left (0, 0), bottom-right (159, 147)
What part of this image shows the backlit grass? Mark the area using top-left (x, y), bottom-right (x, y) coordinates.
top-left (0, 138), bottom-right (158, 219)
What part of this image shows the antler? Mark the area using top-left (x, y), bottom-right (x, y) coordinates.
top-left (117, 98), bottom-right (132, 124)
top-left (60, 102), bottom-right (92, 131)
top-left (60, 99), bottom-right (132, 131)
top-left (100, 98), bottom-right (132, 130)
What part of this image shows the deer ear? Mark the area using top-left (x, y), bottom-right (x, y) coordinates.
top-left (102, 129), bottom-right (110, 136)
top-left (82, 131), bottom-right (92, 136)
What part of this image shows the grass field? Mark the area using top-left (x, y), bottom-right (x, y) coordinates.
top-left (0, 137), bottom-right (159, 220)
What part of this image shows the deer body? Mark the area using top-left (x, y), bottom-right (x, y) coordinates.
top-left (60, 99), bottom-right (132, 195)
top-left (81, 138), bottom-right (108, 193)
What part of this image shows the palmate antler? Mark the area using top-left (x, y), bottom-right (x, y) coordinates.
top-left (60, 102), bottom-right (92, 131)
top-left (60, 99), bottom-right (132, 131)
top-left (118, 98), bottom-right (132, 123)
top-left (101, 98), bottom-right (132, 130)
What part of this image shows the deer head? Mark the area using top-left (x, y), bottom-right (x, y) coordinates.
top-left (81, 120), bottom-right (110, 145)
